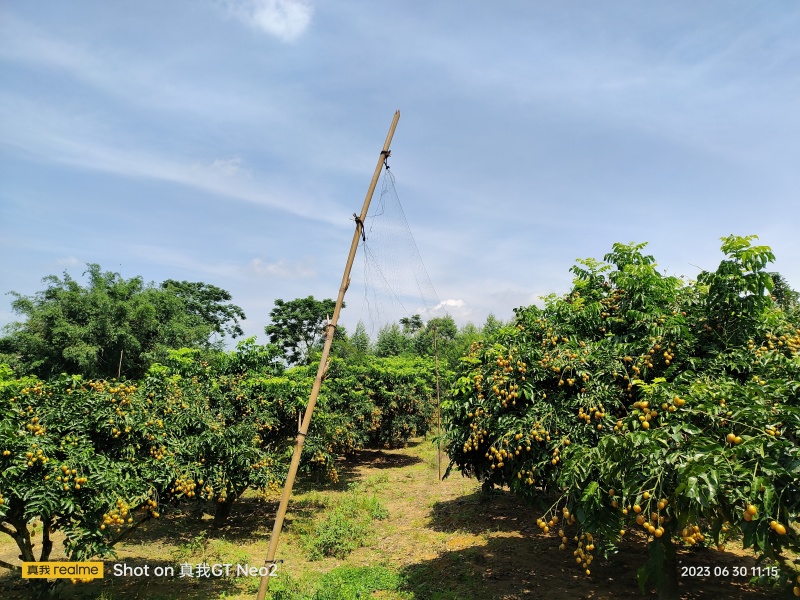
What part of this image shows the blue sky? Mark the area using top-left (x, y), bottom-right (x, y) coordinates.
top-left (2, 1), bottom-right (799, 344)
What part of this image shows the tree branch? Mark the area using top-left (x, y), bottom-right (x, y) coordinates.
top-left (0, 521), bottom-right (16, 538)
top-left (0, 558), bottom-right (21, 572)
top-left (108, 514), bottom-right (152, 549)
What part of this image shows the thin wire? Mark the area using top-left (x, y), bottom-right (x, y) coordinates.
top-left (380, 169), bottom-right (441, 311)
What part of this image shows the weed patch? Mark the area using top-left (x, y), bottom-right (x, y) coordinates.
top-left (303, 483), bottom-right (388, 560)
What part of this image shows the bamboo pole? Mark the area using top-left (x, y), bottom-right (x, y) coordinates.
top-left (433, 322), bottom-right (441, 481)
top-left (256, 110), bottom-right (400, 600)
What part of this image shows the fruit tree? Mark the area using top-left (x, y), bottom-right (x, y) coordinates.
top-left (444, 236), bottom-right (799, 599)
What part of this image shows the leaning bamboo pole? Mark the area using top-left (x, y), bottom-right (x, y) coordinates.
top-left (433, 322), bottom-right (442, 481)
top-left (255, 110), bottom-right (400, 600)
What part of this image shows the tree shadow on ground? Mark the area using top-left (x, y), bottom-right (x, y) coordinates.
top-left (339, 448), bottom-right (423, 472)
top-left (399, 534), bottom-right (781, 600)
top-left (290, 446), bottom-right (424, 495)
top-left (117, 495), bottom-right (275, 548)
top-left (428, 488), bottom-right (543, 536)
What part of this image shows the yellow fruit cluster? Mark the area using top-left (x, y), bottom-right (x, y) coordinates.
top-left (171, 475), bottom-right (198, 497)
top-left (462, 408), bottom-right (488, 453)
top-left (632, 400), bottom-right (660, 430)
top-left (52, 464), bottom-right (86, 490)
top-left (25, 416), bottom-right (47, 437)
top-left (20, 384), bottom-right (44, 396)
top-left (309, 451), bottom-right (327, 464)
top-left (536, 513), bottom-right (563, 534)
top-left (149, 445), bottom-right (168, 460)
top-left (327, 466), bottom-right (340, 484)
top-left (577, 406), bottom-right (605, 426)
top-left (25, 447), bottom-right (50, 466)
top-left (101, 499), bottom-right (132, 529)
top-left (109, 425), bottom-right (131, 438)
top-left (743, 504), bottom-right (758, 521)
top-left (572, 531), bottom-right (595, 575)
top-left (769, 520), bottom-right (787, 535)
top-left (726, 432), bottom-right (743, 445)
top-left (517, 467), bottom-right (536, 485)
top-left (749, 329), bottom-right (800, 357)
top-left (681, 524), bottom-right (704, 545)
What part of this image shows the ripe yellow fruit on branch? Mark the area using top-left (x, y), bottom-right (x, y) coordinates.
top-left (770, 521), bottom-right (787, 535)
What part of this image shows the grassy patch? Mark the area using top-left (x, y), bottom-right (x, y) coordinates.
top-left (171, 531), bottom-right (251, 567)
top-left (302, 482), bottom-right (388, 560)
top-left (269, 566), bottom-right (404, 600)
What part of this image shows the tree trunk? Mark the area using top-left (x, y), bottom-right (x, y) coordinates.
top-left (3, 509), bottom-right (59, 599)
top-left (213, 494), bottom-right (238, 527)
top-left (659, 534), bottom-right (680, 600)
top-left (4, 506), bottom-right (35, 563)
top-left (39, 517), bottom-right (53, 562)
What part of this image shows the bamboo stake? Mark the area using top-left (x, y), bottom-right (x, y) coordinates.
top-left (433, 322), bottom-right (441, 481)
top-left (256, 110), bottom-right (400, 600)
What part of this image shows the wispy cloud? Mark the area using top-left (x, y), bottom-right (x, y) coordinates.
top-left (129, 246), bottom-right (316, 282)
top-left (0, 95), bottom-right (346, 225)
top-left (55, 256), bottom-right (81, 267)
top-left (225, 0), bottom-right (313, 41)
top-left (129, 245), bottom-right (240, 279)
top-left (248, 257), bottom-right (316, 279)
top-left (206, 157), bottom-right (251, 178)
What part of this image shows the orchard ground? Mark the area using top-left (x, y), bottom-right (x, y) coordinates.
top-left (0, 438), bottom-right (786, 599)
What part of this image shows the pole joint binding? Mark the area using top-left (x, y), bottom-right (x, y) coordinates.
top-left (353, 213), bottom-right (366, 242)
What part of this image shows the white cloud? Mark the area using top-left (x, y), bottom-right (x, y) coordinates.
top-left (248, 257), bottom-right (315, 279)
top-left (207, 157), bottom-right (251, 178)
top-left (434, 298), bottom-right (464, 310)
top-left (413, 298), bottom-right (472, 323)
top-left (55, 256), bottom-right (80, 267)
top-left (227, 0), bottom-right (313, 41)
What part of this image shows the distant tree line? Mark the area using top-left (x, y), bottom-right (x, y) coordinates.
top-left (1, 264), bottom-right (513, 382)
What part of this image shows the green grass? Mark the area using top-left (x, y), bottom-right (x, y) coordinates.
top-left (268, 566), bottom-right (405, 600)
top-left (301, 482), bottom-right (389, 560)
